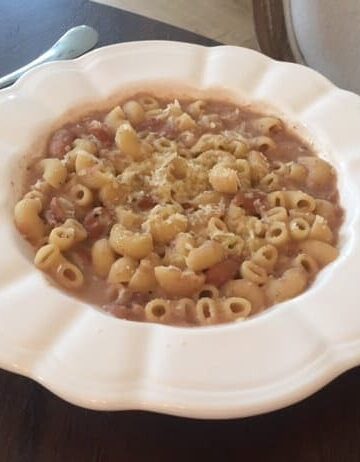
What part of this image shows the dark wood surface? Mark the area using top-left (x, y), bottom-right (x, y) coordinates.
top-left (1, 1), bottom-right (359, 460)
top-left (1, 366), bottom-right (360, 461)
top-left (0, 0), bottom-right (217, 76)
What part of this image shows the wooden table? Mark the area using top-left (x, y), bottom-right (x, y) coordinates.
top-left (1, 1), bottom-right (359, 460)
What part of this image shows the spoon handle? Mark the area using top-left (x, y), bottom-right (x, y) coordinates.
top-left (0, 49), bottom-right (58, 89)
top-left (0, 25), bottom-right (98, 89)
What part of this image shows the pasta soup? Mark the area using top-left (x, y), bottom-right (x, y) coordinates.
top-left (14, 94), bottom-right (343, 326)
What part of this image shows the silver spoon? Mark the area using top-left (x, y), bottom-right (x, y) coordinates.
top-left (0, 25), bottom-right (99, 89)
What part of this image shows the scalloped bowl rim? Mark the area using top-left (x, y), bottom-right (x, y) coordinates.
top-left (0, 41), bottom-right (359, 419)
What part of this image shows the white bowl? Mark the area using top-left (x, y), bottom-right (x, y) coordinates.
top-left (0, 41), bottom-right (359, 419)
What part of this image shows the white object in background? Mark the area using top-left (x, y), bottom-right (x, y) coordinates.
top-left (92, 0), bottom-right (258, 48)
top-left (284, 0), bottom-right (360, 94)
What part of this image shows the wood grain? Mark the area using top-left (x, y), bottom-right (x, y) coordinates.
top-left (1, 1), bottom-right (360, 460)
top-left (252, 0), bottom-right (295, 61)
top-left (0, 367), bottom-right (359, 461)
top-left (0, 0), bottom-right (218, 76)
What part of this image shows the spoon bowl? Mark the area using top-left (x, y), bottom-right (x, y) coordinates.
top-left (0, 25), bottom-right (99, 89)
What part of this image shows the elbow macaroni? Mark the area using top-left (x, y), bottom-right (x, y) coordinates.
top-left (14, 93), bottom-right (343, 326)
top-left (92, 239), bottom-right (116, 278)
top-left (109, 224), bottom-right (153, 259)
top-left (14, 198), bottom-right (46, 244)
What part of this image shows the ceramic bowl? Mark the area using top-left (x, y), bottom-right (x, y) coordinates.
top-left (0, 41), bottom-right (359, 418)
